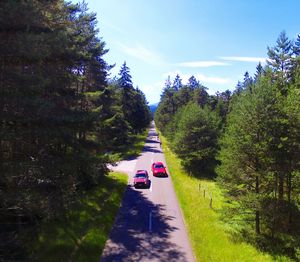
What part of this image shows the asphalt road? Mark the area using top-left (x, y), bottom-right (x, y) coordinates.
top-left (101, 122), bottom-right (195, 262)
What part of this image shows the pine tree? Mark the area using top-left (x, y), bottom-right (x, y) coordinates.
top-left (254, 62), bottom-right (264, 82)
top-left (267, 31), bottom-right (294, 87)
top-left (192, 85), bottom-right (209, 108)
top-left (234, 80), bottom-right (244, 95)
top-left (243, 71), bottom-right (253, 92)
top-left (118, 61), bottom-right (133, 88)
top-left (187, 75), bottom-right (200, 89)
top-left (155, 76), bottom-right (177, 132)
top-left (117, 63), bottom-right (150, 134)
top-left (172, 103), bottom-right (220, 177)
top-left (293, 34), bottom-right (300, 56)
top-left (217, 76), bottom-right (274, 235)
top-left (0, 1), bottom-right (120, 259)
top-left (173, 74), bottom-right (182, 91)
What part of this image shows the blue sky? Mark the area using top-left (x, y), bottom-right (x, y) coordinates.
top-left (80, 0), bottom-right (299, 104)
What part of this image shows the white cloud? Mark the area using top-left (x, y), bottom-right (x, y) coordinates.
top-left (141, 81), bottom-right (165, 104)
top-left (118, 43), bottom-right (165, 65)
top-left (196, 74), bottom-right (230, 84)
top-left (162, 70), bottom-right (231, 85)
top-left (220, 56), bottom-right (267, 63)
top-left (177, 60), bottom-right (230, 68)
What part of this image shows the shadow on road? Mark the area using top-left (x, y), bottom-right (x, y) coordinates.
top-left (142, 145), bottom-right (162, 154)
top-left (101, 186), bottom-right (188, 262)
top-left (145, 138), bottom-right (160, 144)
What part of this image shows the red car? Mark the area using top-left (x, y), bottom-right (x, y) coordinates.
top-left (133, 170), bottom-right (150, 188)
top-left (151, 162), bottom-right (168, 177)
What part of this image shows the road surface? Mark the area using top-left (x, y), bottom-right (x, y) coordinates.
top-left (101, 122), bottom-right (195, 262)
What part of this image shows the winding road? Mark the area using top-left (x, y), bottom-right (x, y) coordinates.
top-left (101, 122), bottom-right (195, 262)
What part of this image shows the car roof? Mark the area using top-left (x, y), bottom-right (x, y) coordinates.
top-left (136, 170), bottom-right (148, 174)
top-left (153, 162), bottom-right (164, 165)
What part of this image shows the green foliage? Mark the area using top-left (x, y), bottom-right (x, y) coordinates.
top-left (161, 135), bottom-right (277, 262)
top-left (217, 63), bottom-right (300, 258)
top-left (22, 172), bottom-right (127, 262)
top-left (155, 32), bottom-right (300, 259)
top-left (171, 104), bottom-right (220, 177)
top-left (114, 62), bottom-right (151, 134)
top-left (0, 1), bottom-right (149, 260)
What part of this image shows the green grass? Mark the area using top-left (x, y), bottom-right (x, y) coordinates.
top-left (24, 172), bottom-right (127, 262)
top-left (119, 128), bottom-right (149, 160)
top-left (161, 135), bottom-right (292, 262)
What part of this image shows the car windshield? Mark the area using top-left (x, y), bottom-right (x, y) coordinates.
top-left (154, 164), bottom-right (164, 168)
top-left (135, 173), bottom-right (146, 178)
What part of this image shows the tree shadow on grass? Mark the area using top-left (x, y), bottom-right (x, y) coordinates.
top-left (21, 175), bottom-right (127, 262)
top-left (101, 185), bottom-right (188, 262)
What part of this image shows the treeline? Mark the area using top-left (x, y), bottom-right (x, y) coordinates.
top-left (155, 31), bottom-right (300, 259)
top-left (0, 1), bottom-right (150, 260)
top-left (155, 75), bottom-right (230, 176)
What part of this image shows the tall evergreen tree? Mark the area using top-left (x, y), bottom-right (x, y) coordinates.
top-left (116, 63), bottom-right (150, 134)
top-left (0, 1), bottom-right (123, 259)
top-left (118, 61), bottom-right (133, 88)
top-left (173, 74), bottom-right (183, 91)
top-left (218, 70), bottom-right (300, 244)
top-left (187, 75), bottom-right (200, 89)
top-left (254, 62), bottom-right (264, 82)
top-left (293, 34), bottom-right (300, 56)
top-left (192, 85), bottom-right (209, 108)
top-left (243, 71), bottom-right (253, 91)
top-left (172, 103), bottom-right (220, 177)
top-left (267, 31), bottom-right (294, 86)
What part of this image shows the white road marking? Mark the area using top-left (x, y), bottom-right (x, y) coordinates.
top-left (150, 181), bottom-right (153, 192)
top-left (149, 211), bottom-right (152, 232)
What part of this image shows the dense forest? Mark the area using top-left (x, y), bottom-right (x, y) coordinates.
top-left (155, 32), bottom-right (300, 259)
top-left (0, 1), bottom-right (150, 260)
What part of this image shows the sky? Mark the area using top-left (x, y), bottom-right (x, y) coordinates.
top-left (78, 0), bottom-right (299, 104)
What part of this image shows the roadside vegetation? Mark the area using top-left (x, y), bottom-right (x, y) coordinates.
top-left (0, 1), bottom-right (150, 260)
top-left (114, 128), bottom-right (150, 161)
top-left (22, 172), bottom-right (128, 262)
top-left (161, 135), bottom-right (291, 262)
top-left (155, 32), bottom-right (300, 260)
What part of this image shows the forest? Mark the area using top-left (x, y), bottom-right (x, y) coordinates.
top-left (155, 32), bottom-right (300, 259)
top-left (0, 1), bottom-right (151, 260)
top-left (1, 0), bottom-right (300, 261)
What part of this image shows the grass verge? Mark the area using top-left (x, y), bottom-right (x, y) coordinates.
top-left (115, 128), bottom-right (149, 161)
top-left (25, 172), bottom-right (127, 262)
top-left (161, 135), bottom-right (292, 262)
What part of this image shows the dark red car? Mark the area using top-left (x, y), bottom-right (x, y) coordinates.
top-left (133, 170), bottom-right (150, 188)
top-left (151, 162), bottom-right (168, 177)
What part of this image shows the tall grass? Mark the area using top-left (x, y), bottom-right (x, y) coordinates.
top-left (161, 135), bottom-right (290, 262)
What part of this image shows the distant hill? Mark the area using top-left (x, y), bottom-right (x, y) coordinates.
top-left (149, 102), bottom-right (159, 115)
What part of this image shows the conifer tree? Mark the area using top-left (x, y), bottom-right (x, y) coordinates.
top-left (172, 103), bottom-right (220, 177)
top-left (173, 74), bottom-right (183, 91)
top-left (267, 31), bottom-right (294, 87)
top-left (187, 75), bottom-right (200, 89)
top-left (254, 62), bottom-right (264, 82)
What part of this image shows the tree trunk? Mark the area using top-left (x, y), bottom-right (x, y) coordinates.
top-left (272, 173), bottom-right (278, 238)
top-left (255, 210), bottom-right (260, 234)
top-left (278, 173), bottom-right (284, 200)
top-left (255, 175), bottom-right (260, 234)
top-left (287, 173), bottom-right (292, 231)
